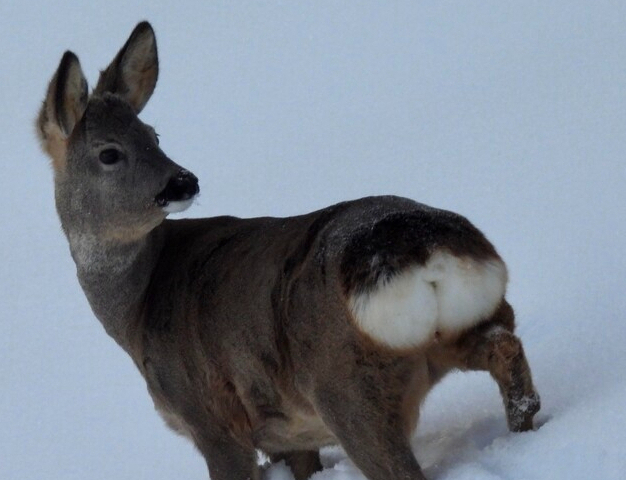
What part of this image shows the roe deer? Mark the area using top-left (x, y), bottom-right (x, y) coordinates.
top-left (37, 21), bottom-right (540, 480)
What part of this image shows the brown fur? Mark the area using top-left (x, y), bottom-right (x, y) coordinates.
top-left (37, 22), bottom-right (540, 480)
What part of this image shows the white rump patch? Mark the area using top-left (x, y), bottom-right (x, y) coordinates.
top-left (349, 251), bottom-right (508, 349)
top-left (163, 198), bottom-right (194, 214)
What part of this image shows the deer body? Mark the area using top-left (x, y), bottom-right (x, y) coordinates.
top-left (38, 22), bottom-right (539, 480)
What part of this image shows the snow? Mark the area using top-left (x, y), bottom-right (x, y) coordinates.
top-left (2, 1), bottom-right (625, 479)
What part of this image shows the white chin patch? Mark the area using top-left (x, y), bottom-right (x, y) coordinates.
top-left (162, 198), bottom-right (194, 214)
top-left (349, 251), bottom-right (508, 349)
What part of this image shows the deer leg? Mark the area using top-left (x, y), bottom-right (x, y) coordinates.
top-left (454, 301), bottom-right (540, 432)
top-left (312, 357), bottom-right (427, 480)
top-left (269, 450), bottom-right (323, 480)
top-left (194, 433), bottom-right (260, 480)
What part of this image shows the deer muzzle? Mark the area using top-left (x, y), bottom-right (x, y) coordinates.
top-left (155, 169), bottom-right (200, 213)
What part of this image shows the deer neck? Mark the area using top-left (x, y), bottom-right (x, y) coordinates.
top-left (66, 225), bottom-right (164, 352)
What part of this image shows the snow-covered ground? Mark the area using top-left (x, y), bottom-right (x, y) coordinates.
top-left (2, 1), bottom-right (625, 479)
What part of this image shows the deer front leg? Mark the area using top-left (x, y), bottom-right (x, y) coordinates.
top-left (269, 450), bottom-right (323, 480)
top-left (194, 430), bottom-right (260, 480)
top-left (455, 301), bottom-right (540, 432)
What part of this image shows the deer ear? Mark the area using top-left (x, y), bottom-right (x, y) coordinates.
top-left (37, 51), bottom-right (88, 170)
top-left (94, 21), bottom-right (158, 113)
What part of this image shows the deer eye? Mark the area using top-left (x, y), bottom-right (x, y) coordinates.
top-left (99, 148), bottom-right (122, 165)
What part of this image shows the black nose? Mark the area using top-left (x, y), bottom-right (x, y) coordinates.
top-left (155, 169), bottom-right (200, 207)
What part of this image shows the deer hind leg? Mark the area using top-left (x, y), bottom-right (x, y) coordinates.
top-left (453, 300), bottom-right (540, 432)
top-left (269, 450), bottom-right (323, 480)
top-left (315, 391), bottom-right (426, 480)
top-left (312, 353), bottom-right (428, 480)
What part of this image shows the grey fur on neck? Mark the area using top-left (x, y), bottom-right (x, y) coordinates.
top-left (68, 228), bottom-right (163, 352)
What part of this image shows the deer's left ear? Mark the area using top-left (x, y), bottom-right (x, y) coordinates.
top-left (36, 50), bottom-right (88, 170)
top-left (94, 21), bottom-right (158, 114)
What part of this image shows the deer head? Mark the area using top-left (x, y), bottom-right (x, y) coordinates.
top-left (36, 22), bottom-right (198, 245)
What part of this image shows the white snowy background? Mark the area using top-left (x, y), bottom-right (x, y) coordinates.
top-left (1, 1), bottom-right (625, 479)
